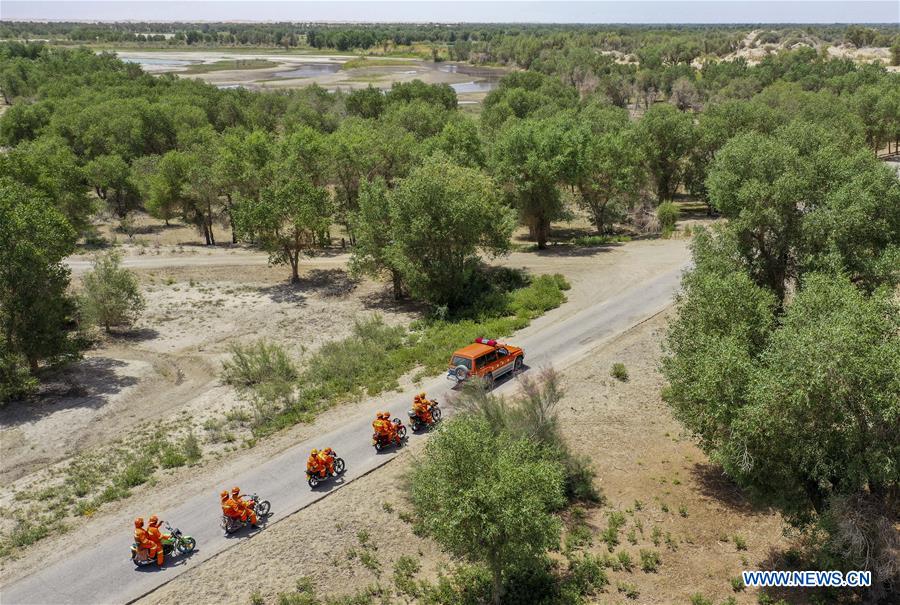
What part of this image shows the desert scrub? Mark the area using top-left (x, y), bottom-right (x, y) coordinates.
top-left (244, 273), bottom-right (571, 437)
top-left (393, 555), bottom-right (422, 597)
top-left (733, 534), bottom-right (748, 550)
top-left (1, 430), bottom-right (199, 556)
top-left (617, 581), bottom-right (640, 599)
top-left (610, 362), bottom-right (628, 381)
top-left (639, 549), bottom-right (662, 572)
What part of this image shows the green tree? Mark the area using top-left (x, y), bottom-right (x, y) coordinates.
top-left (84, 154), bottom-right (140, 220)
top-left (561, 106), bottom-right (644, 234)
top-left (425, 115), bottom-right (485, 168)
top-left (0, 178), bottom-right (77, 375)
top-left (345, 85), bottom-right (386, 119)
top-left (0, 135), bottom-right (92, 233)
top-left (636, 103), bottom-right (694, 202)
top-left (146, 150), bottom-right (189, 226)
top-left (384, 155), bottom-right (514, 308)
top-left (233, 176), bottom-right (331, 282)
top-left (707, 130), bottom-right (900, 301)
top-left (350, 178), bottom-right (405, 300)
top-left (78, 251), bottom-right (145, 333)
top-left (491, 117), bottom-right (567, 249)
top-left (410, 415), bottom-right (565, 605)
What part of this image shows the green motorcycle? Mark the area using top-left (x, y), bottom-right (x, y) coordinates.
top-left (131, 524), bottom-right (196, 567)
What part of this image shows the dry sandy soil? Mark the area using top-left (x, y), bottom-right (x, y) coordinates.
top-left (136, 311), bottom-right (788, 605)
top-left (0, 214), bottom-right (692, 588)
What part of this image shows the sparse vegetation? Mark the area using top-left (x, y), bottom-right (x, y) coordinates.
top-left (610, 362), bottom-right (628, 381)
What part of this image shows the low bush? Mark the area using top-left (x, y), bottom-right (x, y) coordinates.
top-left (656, 201), bottom-right (679, 236)
top-left (610, 362), bottom-right (628, 381)
top-left (639, 549), bottom-right (662, 572)
top-left (222, 339), bottom-right (298, 391)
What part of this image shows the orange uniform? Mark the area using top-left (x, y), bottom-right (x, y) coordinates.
top-left (317, 448), bottom-right (335, 475)
top-left (413, 394), bottom-right (433, 424)
top-left (231, 487), bottom-right (258, 526)
top-left (134, 518), bottom-right (162, 566)
top-left (147, 515), bottom-right (165, 551)
top-left (383, 413), bottom-right (402, 445)
top-left (307, 450), bottom-right (326, 478)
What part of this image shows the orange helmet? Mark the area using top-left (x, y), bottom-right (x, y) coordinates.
top-left (376, 412), bottom-right (384, 419)
top-left (220, 490), bottom-right (229, 500)
top-left (311, 449), bottom-right (319, 456)
top-left (134, 517), bottom-right (144, 528)
top-left (231, 487), bottom-right (241, 496)
top-left (419, 392), bottom-right (426, 399)
top-left (149, 515), bottom-right (159, 525)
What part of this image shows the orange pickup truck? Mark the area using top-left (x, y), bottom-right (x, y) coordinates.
top-left (447, 337), bottom-right (524, 388)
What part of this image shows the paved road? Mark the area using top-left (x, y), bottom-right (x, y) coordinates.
top-left (3, 263), bottom-right (686, 605)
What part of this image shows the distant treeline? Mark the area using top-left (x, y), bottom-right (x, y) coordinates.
top-left (1, 22), bottom-right (897, 58)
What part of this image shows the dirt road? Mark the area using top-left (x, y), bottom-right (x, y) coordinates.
top-left (3, 257), bottom-right (688, 605)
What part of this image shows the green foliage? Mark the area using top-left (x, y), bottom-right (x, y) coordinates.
top-left (490, 116), bottom-right (568, 249)
top-left (0, 178), bottom-right (78, 386)
top-left (369, 154), bottom-right (514, 309)
top-left (78, 251), bottom-right (145, 333)
top-left (222, 340), bottom-right (298, 391)
top-left (234, 176), bottom-right (331, 282)
top-left (639, 549), bottom-right (661, 572)
top-left (610, 362), bottom-right (628, 382)
top-left (655, 201), bottom-right (679, 236)
top-left (636, 103), bottom-right (695, 201)
top-left (409, 415), bottom-right (565, 604)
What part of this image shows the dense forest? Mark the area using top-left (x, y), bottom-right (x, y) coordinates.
top-left (1, 25), bottom-right (899, 599)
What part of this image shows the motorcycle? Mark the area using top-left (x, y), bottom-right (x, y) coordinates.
top-left (131, 524), bottom-right (196, 567)
top-left (221, 493), bottom-right (271, 534)
top-left (408, 399), bottom-right (442, 432)
top-left (372, 418), bottom-right (407, 451)
top-left (306, 454), bottom-right (346, 488)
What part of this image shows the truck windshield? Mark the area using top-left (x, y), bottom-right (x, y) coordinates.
top-left (450, 356), bottom-right (472, 370)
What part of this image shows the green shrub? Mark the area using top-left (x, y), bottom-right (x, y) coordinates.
top-left (222, 340), bottom-right (298, 391)
top-left (182, 432), bottom-right (202, 463)
top-left (656, 201), bottom-right (679, 235)
top-left (617, 581), bottom-right (640, 599)
top-left (730, 575), bottom-right (744, 591)
top-left (733, 535), bottom-right (748, 550)
top-left (616, 550), bottom-right (633, 571)
top-left (566, 553), bottom-right (609, 595)
top-left (78, 250), bottom-right (145, 333)
top-left (610, 362), bottom-right (628, 381)
top-left (393, 555), bottom-right (422, 597)
top-left (116, 459), bottom-right (152, 488)
top-left (690, 594), bottom-right (713, 605)
top-left (639, 549), bottom-right (661, 572)
top-left (0, 348), bottom-right (37, 404)
top-left (159, 443), bottom-right (186, 469)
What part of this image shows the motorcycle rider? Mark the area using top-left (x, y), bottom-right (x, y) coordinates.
top-left (133, 517), bottom-right (163, 566)
top-left (146, 515), bottom-right (166, 563)
top-left (221, 489), bottom-right (256, 528)
top-left (317, 447), bottom-right (336, 476)
top-left (231, 486), bottom-right (257, 525)
top-left (412, 392), bottom-right (433, 424)
top-left (231, 486), bottom-right (258, 526)
top-left (382, 411), bottom-right (403, 446)
top-left (307, 449), bottom-right (326, 479)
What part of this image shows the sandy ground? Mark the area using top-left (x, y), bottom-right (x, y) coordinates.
top-left (136, 311), bottom-right (787, 605)
top-left (0, 214), bottom-right (693, 588)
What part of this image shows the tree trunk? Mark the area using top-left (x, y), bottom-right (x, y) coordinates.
top-left (290, 252), bottom-right (300, 283)
top-left (28, 357), bottom-right (39, 374)
top-left (491, 565), bottom-right (502, 605)
top-left (391, 270), bottom-right (403, 301)
top-left (203, 225), bottom-right (211, 246)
